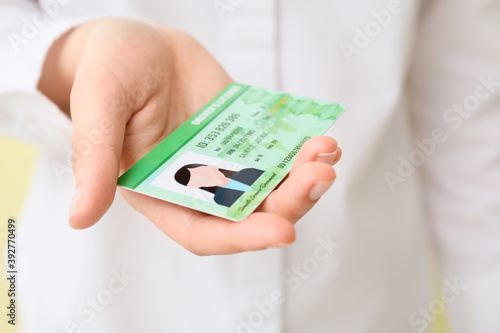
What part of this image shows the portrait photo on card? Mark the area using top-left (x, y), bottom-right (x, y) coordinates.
top-left (150, 151), bottom-right (264, 207)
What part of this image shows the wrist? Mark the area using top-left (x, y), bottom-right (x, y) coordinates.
top-left (37, 21), bottom-right (94, 114)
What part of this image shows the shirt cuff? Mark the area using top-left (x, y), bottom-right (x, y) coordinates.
top-left (0, 16), bottom-right (93, 93)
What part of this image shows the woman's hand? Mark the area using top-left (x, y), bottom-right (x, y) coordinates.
top-left (38, 18), bottom-right (342, 255)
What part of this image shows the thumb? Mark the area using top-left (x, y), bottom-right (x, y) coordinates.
top-left (68, 69), bottom-right (129, 229)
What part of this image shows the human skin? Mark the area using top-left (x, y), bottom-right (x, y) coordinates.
top-left (38, 18), bottom-right (342, 255)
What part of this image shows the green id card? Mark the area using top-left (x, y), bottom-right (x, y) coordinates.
top-left (118, 83), bottom-right (345, 221)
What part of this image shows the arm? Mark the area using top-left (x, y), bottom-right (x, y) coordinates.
top-left (0, 0), bottom-right (88, 93)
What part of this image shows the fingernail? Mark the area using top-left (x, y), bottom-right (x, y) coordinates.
top-left (316, 150), bottom-right (337, 165)
top-left (69, 186), bottom-right (82, 218)
top-left (309, 180), bottom-right (333, 201)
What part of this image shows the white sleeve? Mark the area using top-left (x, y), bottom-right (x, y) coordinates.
top-left (409, 1), bottom-right (500, 332)
top-left (0, 0), bottom-right (90, 93)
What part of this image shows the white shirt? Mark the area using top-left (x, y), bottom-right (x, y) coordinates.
top-left (1, 0), bottom-right (499, 332)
